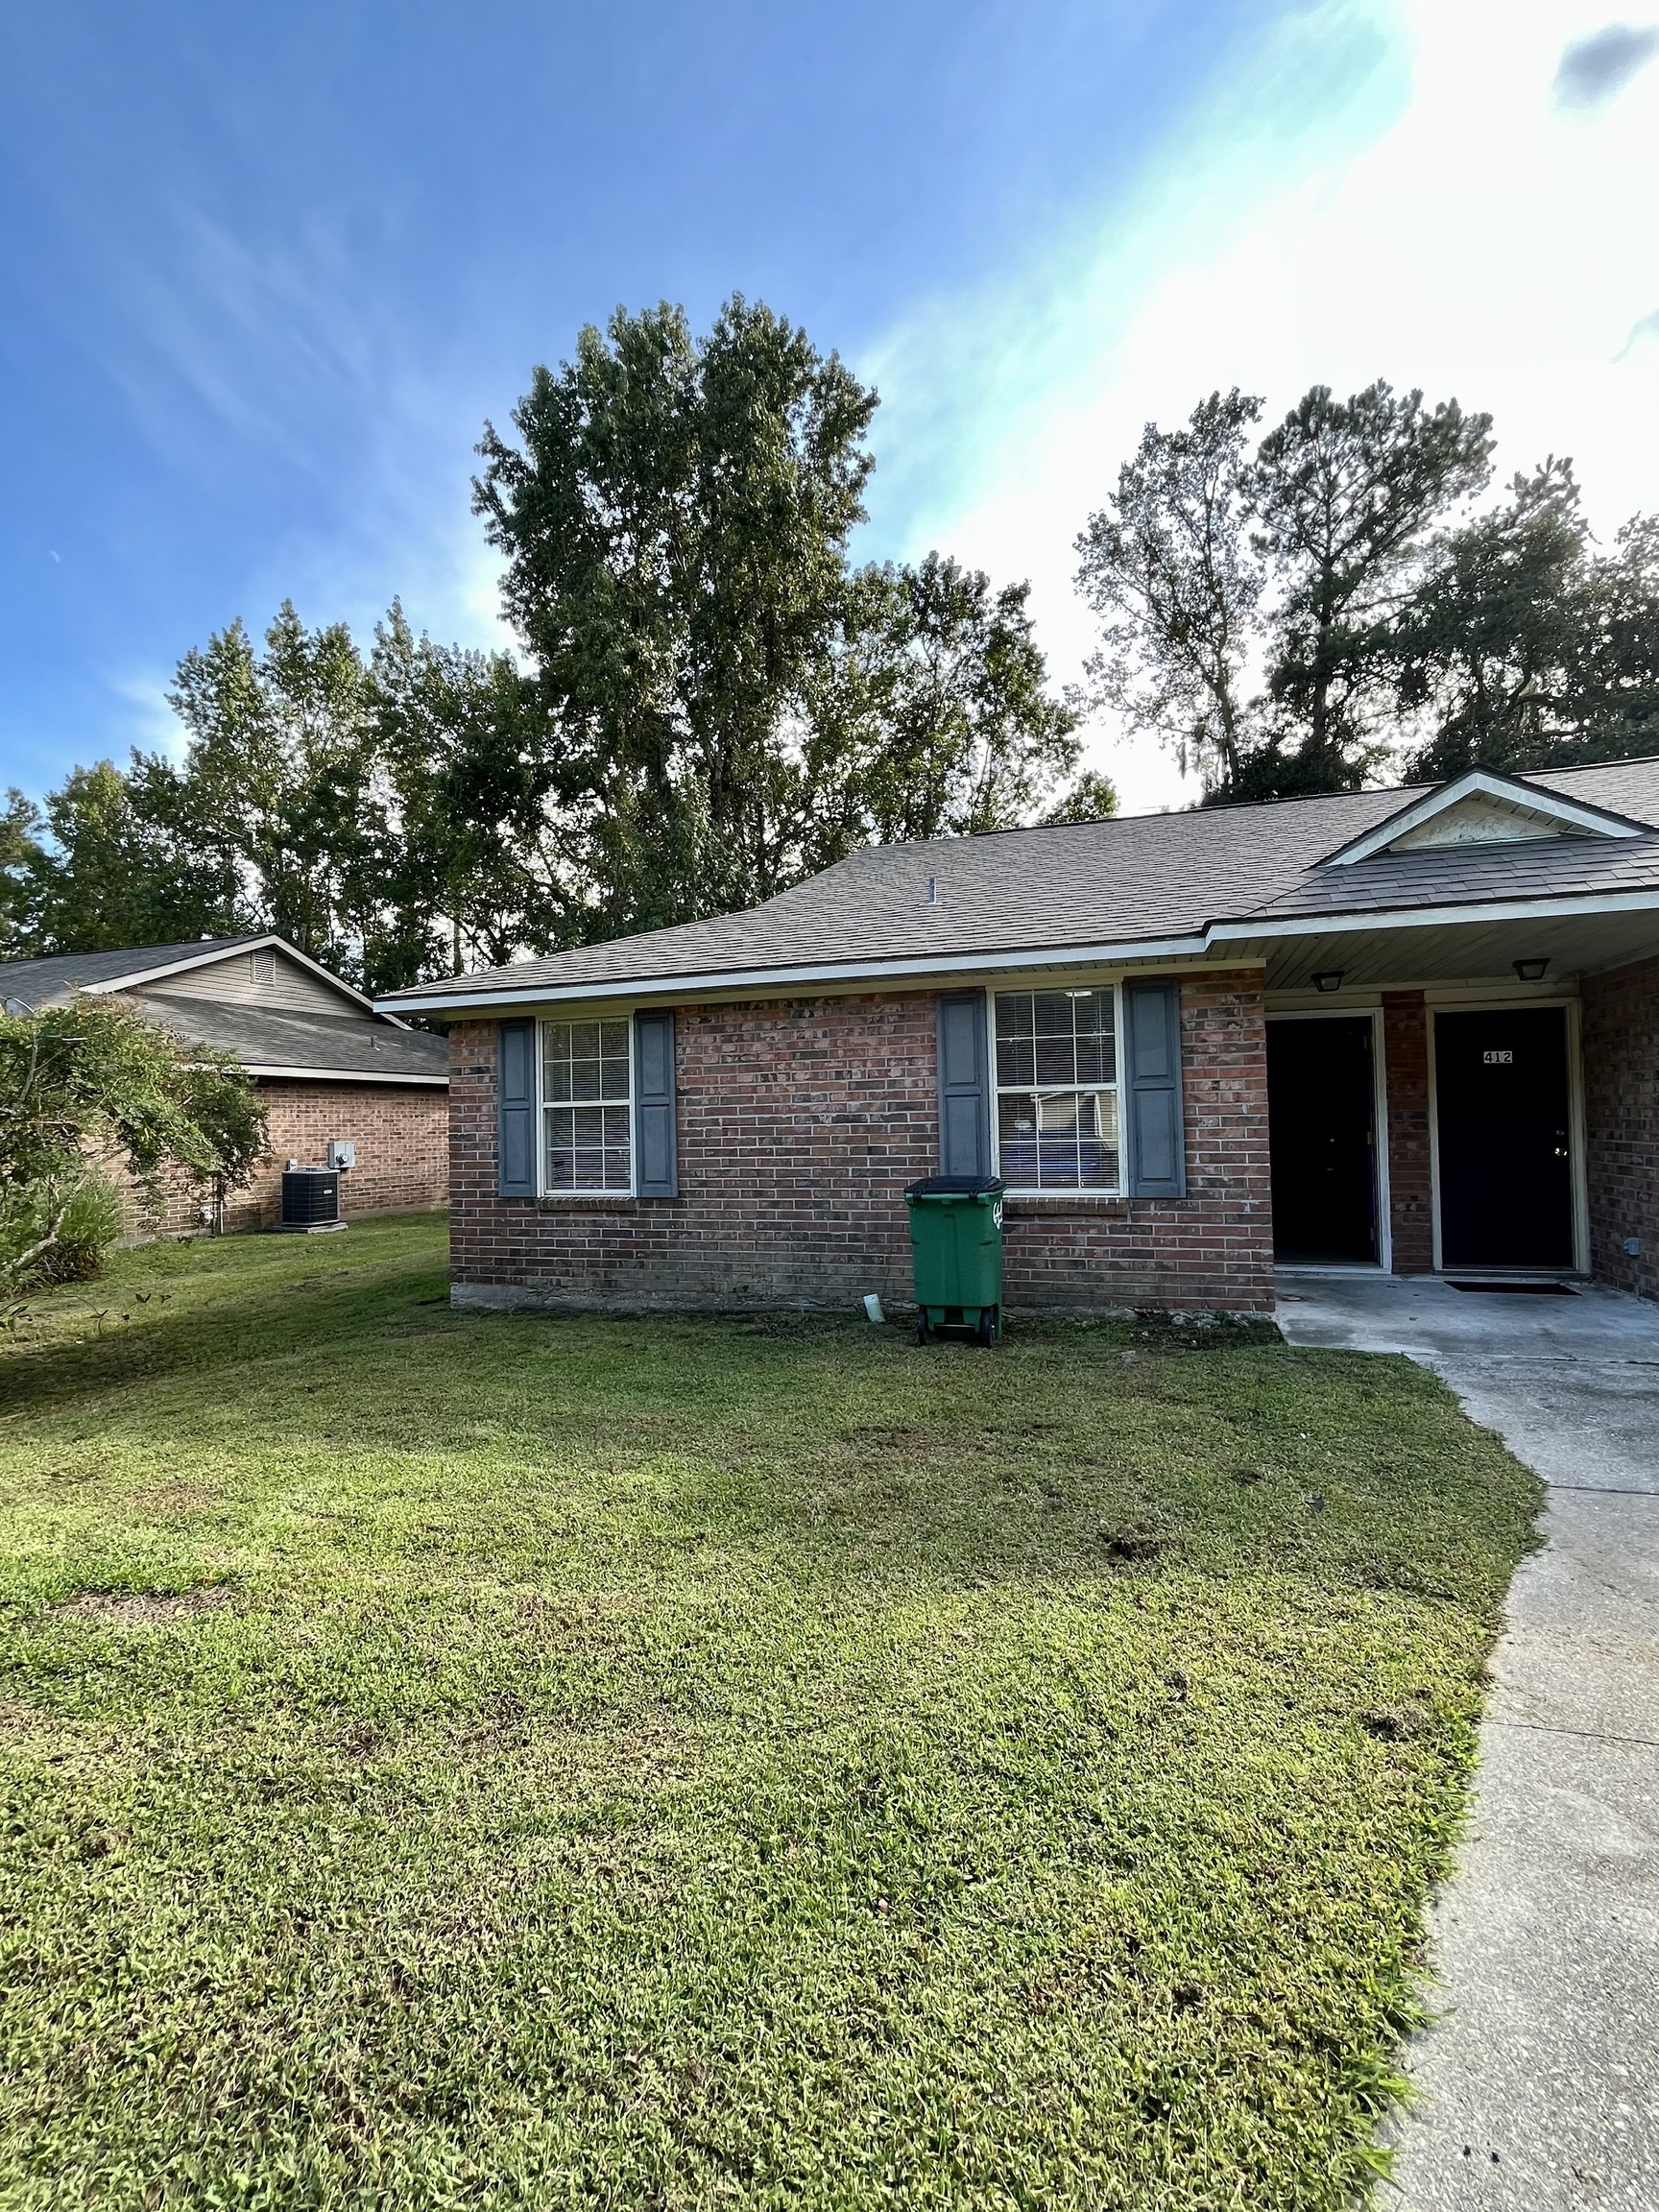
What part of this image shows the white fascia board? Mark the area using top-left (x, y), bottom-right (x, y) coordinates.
top-left (243, 1063), bottom-right (448, 1085)
top-left (1323, 770), bottom-right (1644, 866)
top-left (381, 887), bottom-right (1659, 1016)
top-left (1209, 883), bottom-right (1659, 942)
top-left (80, 940), bottom-right (262, 996)
top-left (372, 933), bottom-right (1222, 1015)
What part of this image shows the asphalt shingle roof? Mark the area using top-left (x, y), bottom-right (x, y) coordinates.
top-left (139, 997), bottom-right (448, 1081)
top-left (1253, 828), bottom-right (1659, 919)
top-left (0, 936), bottom-right (262, 1007)
top-left (0, 936), bottom-right (447, 1082)
top-left (378, 757), bottom-right (1659, 1006)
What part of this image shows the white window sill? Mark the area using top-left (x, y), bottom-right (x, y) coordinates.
top-left (536, 1190), bottom-right (637, 1202)
top-left (1000, 1189), bottom-right (1127, 1202)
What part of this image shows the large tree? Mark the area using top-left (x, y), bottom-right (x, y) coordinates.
top-left (803, 554), bottom-right (1088, 861)
top-left (367, 605), bottom-right (587, 977)
top-left (476, 297), bottom-right (1094, 934)
top-left (1075, 379), bottom-right (1498, 801)
top-left (17, 761), bottom-right (242, 957)
top-left (475, 297), bottom-right (879, 933)
top-left (1073, 389), bottom-right (1262, 793)
top-left (1251, 380), bottom-right (1494, 789)
top-left (1392, 460), bottom-right (1592, 778)
top-left (160, 604), bottom-right (380, 974)
top-left (1395, 477), bottom-right (1659, 780)
top-left (17, 298), bottom-right (1094, 978)
top-left (0, 792), bottom-right (48, 960)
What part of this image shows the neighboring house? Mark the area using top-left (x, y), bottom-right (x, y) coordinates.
top-left (375, 761), bottom-right (1659, 1317)
top-left (0, 934), bottom-right (448, 1234)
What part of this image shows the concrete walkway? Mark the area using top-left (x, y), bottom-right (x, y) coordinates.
top-left (1277, 1272), bottom-right (1659, 2210)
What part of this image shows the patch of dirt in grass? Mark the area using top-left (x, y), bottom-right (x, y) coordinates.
top-left (331, 1719), bottom-right (385, 1761)
top-left (51, 1585), bottom-right (234, 1627)
top-left (132, 1481), bottom-right (221, 1514)
top-left (729, 1310), bottom-right (852, 1340)
top-left (1363, 1701), bottom-right (1434, 1743)
top-left (1097, 1527), bottom-right (1171, 1563)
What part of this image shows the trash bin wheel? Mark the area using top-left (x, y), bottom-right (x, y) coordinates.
top-left (976, 1308), bottom-right (996, 1347)
top-left (915, 1315), bottom-right (928, 1345)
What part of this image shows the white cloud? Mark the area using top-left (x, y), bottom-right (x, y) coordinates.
top-left (864, 0), bottom-right (1659, 815)
top-left (108, 670), bottom-right (185, 761)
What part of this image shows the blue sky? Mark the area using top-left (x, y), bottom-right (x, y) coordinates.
top-left (3, 0), bottom-right (1656, 813)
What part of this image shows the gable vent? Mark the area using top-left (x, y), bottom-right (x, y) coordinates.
top-left (1323, 768), bottom-right (1644, 867)
top-left (252, 948), bottom-right (276, 986)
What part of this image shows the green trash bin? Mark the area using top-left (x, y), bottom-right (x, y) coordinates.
top-left (904, 1174), bottom-right (1005, 1345)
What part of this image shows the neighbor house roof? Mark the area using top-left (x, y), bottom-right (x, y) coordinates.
top-left (0, 933), bottom-right (448, 1085)
top-left (136, 999), bottom-right (449, 1083)
top-left (0, 935), bottom-right (272, 1008)
top-left (374, 758), bottom-right (1659, 1014)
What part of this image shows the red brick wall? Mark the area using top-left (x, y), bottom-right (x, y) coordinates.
top-left (137, 1079), bottom-right (448, 1236)
top-left (1382, 992), bottom-right (1434, 1274)
top-left (447, 972), bottom-right (1274, 1316)
top-left (1583, 953), bottom-right (1659, 1302)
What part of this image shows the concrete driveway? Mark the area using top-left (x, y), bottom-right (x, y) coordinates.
top-left (1277, 1272), bottom-right (1659, 2210)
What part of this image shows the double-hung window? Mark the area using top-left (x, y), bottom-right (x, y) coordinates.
top-left (993, 988), bottom-right (1120, 1191)
top-left (541, 1018), bottom-right (633, 1191)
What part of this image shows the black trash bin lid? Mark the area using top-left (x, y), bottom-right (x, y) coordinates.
top-left (903, 1174), bottom-right (1006, 1198)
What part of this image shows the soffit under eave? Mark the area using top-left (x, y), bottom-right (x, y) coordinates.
top-left (1251, 907), bottom-right (1659, 990)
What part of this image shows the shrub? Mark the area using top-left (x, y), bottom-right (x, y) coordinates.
top-left (0, 996), bottom-right (266, 1293)
top-left (1, 1172), bottom-right (125, 1288)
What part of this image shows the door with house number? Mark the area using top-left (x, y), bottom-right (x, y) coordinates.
top-left (1434, 1008), bottom-right (1574, 1270)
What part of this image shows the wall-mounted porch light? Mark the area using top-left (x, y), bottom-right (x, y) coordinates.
top-left (1311, 971), bottom-right (1345, 994)
top-left (1513, 958), bottom-right (1550, 982)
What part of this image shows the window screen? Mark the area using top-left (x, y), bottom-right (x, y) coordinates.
top-left (541, 1019), bottom-right (632, 1191)
top-left (994, 989), bottom-right (1120, 1191)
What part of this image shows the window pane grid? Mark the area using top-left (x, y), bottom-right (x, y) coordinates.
top-left (541, 1020), bottom-right (633, 1191)
top-left (994, 990), bottom-right (1119, 1192)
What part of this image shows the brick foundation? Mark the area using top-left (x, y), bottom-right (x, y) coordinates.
top-left (1382, 992), bottom-right (1433, 1275)
top-left (135, 1078), bottom-right (448, 1237)
top-left (447, 973), bottom-right (1274, 1316)
top-left (1583, 953), bottom-right (1659, 1302)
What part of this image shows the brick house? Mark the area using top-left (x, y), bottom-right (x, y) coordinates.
top-left (0, 934), bottom-right (447, 1233)
top-left (375, 762), bottom-right (1659, 1317)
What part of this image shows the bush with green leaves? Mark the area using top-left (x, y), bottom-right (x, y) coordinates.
top-left (0, 996), bottom-right (267, 1290)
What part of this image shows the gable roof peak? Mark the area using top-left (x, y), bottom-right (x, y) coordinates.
top-left (1318, 766), bottom-right (1647, 867)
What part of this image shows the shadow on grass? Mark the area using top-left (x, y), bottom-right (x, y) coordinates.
top-left (0, 1219), bottom-right (455, 1419)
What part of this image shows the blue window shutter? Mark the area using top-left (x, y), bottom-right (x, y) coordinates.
top-left (634, 1010), bottom-right (678, 1197)
top-left (497, 1020), bottom-right (536, 1197)
top-left (937, 990), bottom-right (991, 1177)
top-left (1124, 981), bottom-right (1186, 1198)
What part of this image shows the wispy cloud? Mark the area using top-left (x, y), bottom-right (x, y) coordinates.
top-left (1552, 20), bottom-right (1659, 106)
top-left (1615, 305), bottom-right (1659, 359)
top-left (108, 670), bottom-right (185, 761)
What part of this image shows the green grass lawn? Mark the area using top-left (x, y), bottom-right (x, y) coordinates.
top-left (0, 1215), bottom-right (1538, 2211)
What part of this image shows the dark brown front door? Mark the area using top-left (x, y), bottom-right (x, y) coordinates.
top-left (1434, 1008), bottom-right (1575, 1270)
top-left (1267, 1017), bottom-right (1379, 1264)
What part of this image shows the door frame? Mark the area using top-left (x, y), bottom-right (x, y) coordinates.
top-left (1426, 996), bottom-right (1589, 1275)
top-left (1264, 1006), bottom-right (1391, 1274)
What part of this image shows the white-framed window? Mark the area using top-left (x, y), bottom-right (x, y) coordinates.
top-left (992, 987), bottom-right (1121, 1192)
top-left (541, 1017), bottom-right (633, 1192)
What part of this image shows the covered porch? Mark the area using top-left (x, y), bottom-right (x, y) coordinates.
top-left (1238, 903), bottom-right (1659, 1295)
